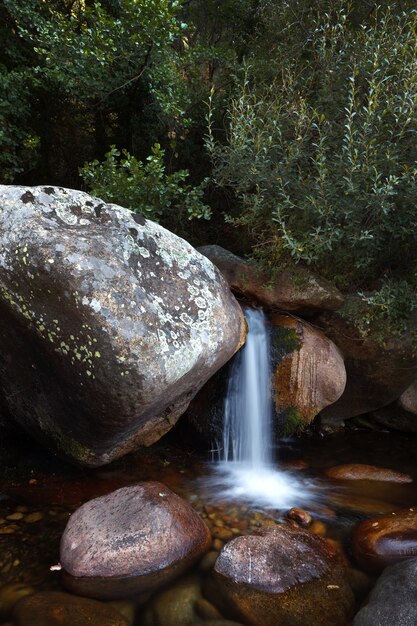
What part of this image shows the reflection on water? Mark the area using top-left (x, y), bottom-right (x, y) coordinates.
top-left (0, 428), bottom-right (417, 618)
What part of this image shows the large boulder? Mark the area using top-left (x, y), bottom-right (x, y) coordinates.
top-left (353, 558), bottom-right (417, 626)
top-left (207, 525), bottom-right (353, 626)
top-left (197, 245), bottom-right (344, 313)
top-left (0, 185), bottom-right (245, 466)
top-left (60, 482), bottom-right (211, 599)
top-left (317, 297), bottom-right (417, 429)
top-left (271, 315), bottom-right (346, 433)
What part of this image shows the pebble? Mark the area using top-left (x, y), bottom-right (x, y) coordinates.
top-left (199, 551), bottom-right (219, 573)
top-left (212, 539), bottom-right (224, 551)
top-left (24, 512), bottom-right (43, 523)
top-left (212, 526), bottom-right (234, 541)
top-left (0, 526), bottom-right (18, 535)
top-left (285, 508), bottom-right (313, 527)
top-left (6, 513), bottom-right (23, 522)
top-left (309, 520), bottom-right (327, 536)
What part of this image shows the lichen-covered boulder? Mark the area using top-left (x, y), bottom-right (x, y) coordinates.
top-left (0, 185), bottom-right (245, 466)
top-left (271, 315), bottom-right (346, 433)
top-left (60, 482), bottom-right (212, 599)
top-left (317, 297), bottom-right (417, 429)
top-left (197, 244), bottom-right (344, 313)
top-left (207, 526), bottom-right (353, 626)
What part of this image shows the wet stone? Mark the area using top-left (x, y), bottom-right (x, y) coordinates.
top-left (284, 507), bottom-right (313, 527)
top-left (141, 574), bottom-right (202, 626)
top-left (353, 558), bottom-right (417, 626)
top-left (12, 591), bottom-right (129, 626)
top-left (324, 464), bottom-right (413, 483)
top-left (209, 525), bottom-right (353, 626)
top-left (353, 508), bottom-right (417, 573)
top-left (60, 482), bottom-right (211, 599)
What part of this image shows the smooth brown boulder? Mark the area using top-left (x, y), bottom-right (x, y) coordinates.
top-left (317, 296), bottom-right (417, 428)
top-left (197, 245), bottom-right (344, 313)
top-left (271, 315), bottom-right (346, 433)
top-left (324, 464), bottom-right (413, 483)
top-left (209, 525), bottom-right (353, 626)
top-left (353, 508), bottom-right (417, 573)
top-left (60, 482), bottom-right (211, 599)
top-left (12, 592), bottom-right (129, 626)
top-left (0, 186), bottom-right (245, 466)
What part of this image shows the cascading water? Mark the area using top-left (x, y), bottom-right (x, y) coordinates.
top-left (222, 308), bottom-right (273, 466)
top-left (207, 307), bottom-right (313, 509)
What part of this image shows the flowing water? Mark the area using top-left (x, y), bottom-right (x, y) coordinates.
top-left (222, 307), bottom-right (273, 466)
top-left (206, 307), bottom-right (314, 510)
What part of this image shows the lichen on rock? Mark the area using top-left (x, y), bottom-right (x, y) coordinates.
top-left (0, 185), bottom-right (245, 466)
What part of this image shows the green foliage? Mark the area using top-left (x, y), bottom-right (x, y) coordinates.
top-left (343, 282), bottom-right (417, 341)
top-left (207, 5), bottom-right (417, 293)
top-left (80, 143), bottom-right (211, 224)
top-left (280, 407), bottom-right (306, 437)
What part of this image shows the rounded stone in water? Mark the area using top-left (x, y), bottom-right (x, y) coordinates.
top-left (60, 482), bottom-right (211, 599)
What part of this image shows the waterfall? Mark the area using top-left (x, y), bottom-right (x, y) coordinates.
top-left (205, 306), bottom-right (313, 509)
top-left (222, 308), bottom-right (273, 467)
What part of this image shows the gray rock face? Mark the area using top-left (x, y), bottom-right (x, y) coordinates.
top-left (0, 185), bottom-right (245, 466)
top-left (60, 482), bottom-right (212, 599)
top-left (353, 558), bottom-right (417, 626)
top-left (198, 244), bottom-right (344, 313)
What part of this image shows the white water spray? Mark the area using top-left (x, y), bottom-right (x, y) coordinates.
top-left (208, 307), bottom-right (313, 509)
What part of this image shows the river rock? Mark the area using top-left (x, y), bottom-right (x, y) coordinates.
top-left (197, 245), bottom-right (344, 312)
top-left (323, 464), bottom-right (413, 483)
top-left (60, 482), bottom-right (211, 599)
top-left (352, 508), bottom-right (417, 573)
top-left (271, 315), bottom-right (346, 433)
top-left (353, 558), bottom-right (417, 626)
top-left (141, 574), bottom-right (202, 626)
top-left (208, 525), bottom-right (353, 626)
top-left (12, 591), bottom-right (129, 626)
top-left (317, 296), bottom-right (417, 429)
top-left (0, 185), bottom-right (245, 466)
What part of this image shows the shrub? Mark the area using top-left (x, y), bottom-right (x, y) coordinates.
top-left (80, 143), bottom-right (211, 226)
top-left (206, 5), bottom-right (417, 294)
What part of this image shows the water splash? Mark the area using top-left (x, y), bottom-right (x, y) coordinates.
top-left (207, 307), bottom-right (314, 510)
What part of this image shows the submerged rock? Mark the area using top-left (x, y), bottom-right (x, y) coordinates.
top-left (12, 591), bottom-right (129, 626)
top-left (271, 315), bottom-right (346, 433)
top-left (208, 525), bottom-right (353, 626)
top-left (60, 482), bottom-right (211, 599)
top-left (323, 464), bottom-right (413, 483)
top-left (197, 245), bottom-right (344, 313)
top-left (353, 558), bottom-right (417, 626)
top-left (353, 508), bottom-right (417, 573)
top-left (317, 297), bottom-right (417, 429)
top-left (0, 185), bottom-right (245, 466)
top-left (141, 574), bottom-right (203, 626)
